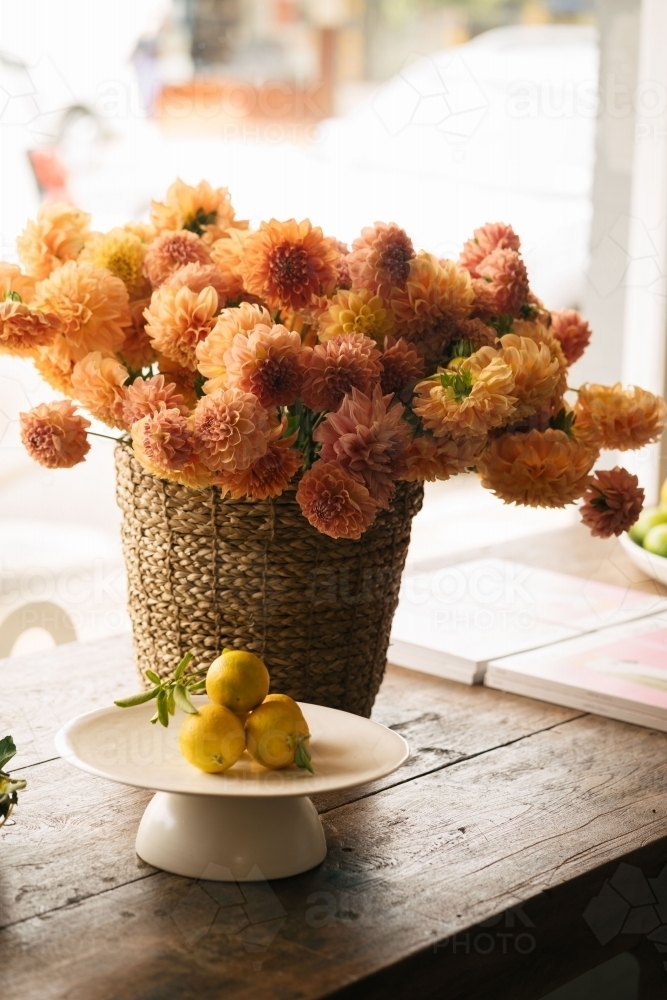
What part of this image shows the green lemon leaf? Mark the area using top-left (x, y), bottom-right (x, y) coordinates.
top-left (174, 684), bottom-right (199, 715)
top-left (156, 689), bottom-right (169, 728)
top-left (294, 740), bottom-right (313, 773)
top-left (174, 651), bottom-right (193, 681)
top-left (166, 687), bottom-right (176, 716)
top-left (0, 735), bottom-right (17, 772)
top-left (114, 688), bottom-right (159, 709)
top-left (145, 670), bottom-right (161, 685)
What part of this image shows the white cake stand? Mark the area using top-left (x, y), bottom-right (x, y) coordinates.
top-left (55, 698), bottom-right (409, 881)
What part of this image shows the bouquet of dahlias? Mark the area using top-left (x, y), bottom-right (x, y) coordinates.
top-left (7, 179), bottom-right (666, 540)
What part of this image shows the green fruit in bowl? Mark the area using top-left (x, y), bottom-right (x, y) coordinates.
top-left (629, 507), bottom-right (667, 545)
top-left (643, 524), bottom-right (667, 558)
top-left (661, 478), bottom-right (667, 507)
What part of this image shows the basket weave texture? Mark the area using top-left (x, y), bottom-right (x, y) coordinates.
top-left (115, 443), bottom-right (423, 717)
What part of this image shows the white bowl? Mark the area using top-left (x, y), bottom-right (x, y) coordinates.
top-left (620, 532), bottom-right (667, 587)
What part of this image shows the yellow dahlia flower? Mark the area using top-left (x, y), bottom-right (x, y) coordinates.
top-left (82, 228), bottom-right (149, 299)
top-left (413, 347), bottom-right (517, 438)
top-left (17, 202), bottom-right (90, 280)
top-left (477, 428), bottom-right (597, 507)
top-left (574, 383), bottom-right (667, 451)
top-left (318, 288), bottom-right (394, 343)
top-left (196, 302), bottom-right (273, 393)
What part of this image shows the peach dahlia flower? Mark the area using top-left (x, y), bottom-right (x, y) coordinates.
top-left (314, 385), bottom-right (410, 508)
top-left (580, 467), bottom-right (644, 538)
top-left (196, 302), bottom-right (274, 394)
top-left (17, 202), bottom-right (90, 280)
top-left (33, 261), bottom-right (130, 360)
top-left (71, 352), bottom-right (129, 428)
top-left (300, 334), bottom-right (383, 412)
top-left (144, 285), bottom-right (219, 372)
top-left (120, 298), bottom-right (157, 371)
top-left (122, 374), bottom-right (189, 426)
top-left (496, 333), bottom-right (561, 419)
top-left (574, 383), bottom-right (667, 451)
top-left (477, 428), bottom-right (596, 507)
top-left (296, 460), bottom-right (377, 539)
top-left (347, 222), bottom-right (415, 298)
top-left (474, 248), bottom-right (529, 317)
top-left (150, 178), bottom-right (240, 244)
top-left (224, 323), bottom-right (304, 407)
top-left (458, 222), bottom-right (520, 277)
top-left (218, 424), bottom-right (303, 500)
top-left (191, 387), bottom-right (270, 473)
top-left (240, 218), bottom-right (340, 313)
top-left (143, 230), bottom-right (212, 287)
top-left (209, 228), bottom-right (251, 300)
top-left (0, 264), bottom-right (61, 354)
top-left (379, 337), bottom-right (424, 395)
top-left (413, 348), bottom-right (517, 439)
top-left (318, 288), bottom-right (394, 343)
top-left (550, 309), bottom-right (591, 366)
top-left (391, 253), bottom-right (474, 339)
top-left (401, 431), bottom-right (487, 482)
top-left (20, 400), bottom-right (90, 469)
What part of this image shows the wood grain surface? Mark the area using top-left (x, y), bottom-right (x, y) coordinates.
top-left (2, 526), bottom-right (667, 1000)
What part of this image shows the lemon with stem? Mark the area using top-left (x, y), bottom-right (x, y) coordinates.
top-left (178, 703), bottom-right (246, 773)
top-left (206, 648), bottom-right (269, 715)
top-left (245, 698), bottom-right (312, 772)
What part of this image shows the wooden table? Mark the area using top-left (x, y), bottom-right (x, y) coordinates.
top-left (3, 524), bottom-right (667, 999)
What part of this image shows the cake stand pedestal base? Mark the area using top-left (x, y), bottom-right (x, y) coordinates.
top-left (135, 791), bottom-right (327, 881)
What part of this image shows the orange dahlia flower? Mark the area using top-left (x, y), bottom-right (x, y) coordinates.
top-left (196, 302), bottom-right (273, 393)
top-left (477, 428), bottom-right (596, 507)
top-left (401, 431), bottom-right (486, 482)
top-left (296, 460), bottom-right (377, 539)
top-left (191, 387), bottom-right (270, 473)
top-left (391, 253), bottom-right (474, 350)
top-left (240, 218), bottom-right (340, 313)
top-left (458, 222), bottom-right (520, 277)
top-left (314, 385), bottom-right (410, 507)
top-left (347, 222), bottom-right (414, 298)
top-left (574, 383), bottom-right (667, 451)
top-left (580, 467), bottom-right (644, 538)
top-left (224, 323), bottom-right (304, 407)
top-left (497, 333), bottom-right (561, 419)
top-left (150, 178), bottom-right (242, 244)
top-left (413, 347), bottom-right (517, 438)
top-left (318, 288), bottom-right (394, 343)
top-left (120, 298), bottom-right (157, 371)
top-left (33, 261), bottom-right (130, 360)
top-left (209, 228), bottom-right (251, 300)
top-left (164, 262), bottom-right (228, 305)
top-left (20, 400), bottom-right (90, 468)
top-left (0, 263), bottom-right (61, 355)
top-left (131, 407), bottom-right (193, 472)
top-left (33, 335), bottom-right (77, 395)
top-left (218, 423), bottom-right (303, 500)
top-left (300, 334), bottom-right (383, 412)
top-left (71, 352), bottom-right (129, 428)
top-left (17, 202), bottom-right (90, 280)
top-left (144, 285), bottom-right (219, 372)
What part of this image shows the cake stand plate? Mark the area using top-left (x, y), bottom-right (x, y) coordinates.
top-left (55, 699), bottom-right (409, 881)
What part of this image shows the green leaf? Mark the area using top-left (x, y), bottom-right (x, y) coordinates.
top-left (114, 688), bottom-right (159, 709)
top-left (174, 651), bottom-right (193, 681)
top-left (174, 684), bottom-right (199, 715)
top-left (0, 736), bottom-right (17, 772)
top-left (166, 687), bottom-right (176, 716)
top-left (294, 741), bottom-right (314, 774)
top-left (145, 670), bottom-right (161, 685)
top-left (549, 407), bottom-right (576, 438)
top-left (188, 679), bottom-right (207, 692)
top-left (150, 710), bottom-right (159, 725)
top-left (156, 689), bottom-right (169, 728)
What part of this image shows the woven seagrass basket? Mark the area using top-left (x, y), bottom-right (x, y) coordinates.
top-left (115, 442), bottom-right (423, 717)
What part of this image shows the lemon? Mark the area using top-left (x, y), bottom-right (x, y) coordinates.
top-left (206, 648), bottom-right (270, 715)
top-left (644, 523), bottom-right (667, 558)
top-left (245, 700), bottom-right (312, 771)
top-left (178, 703), bottom-right (246, 773)
top-left (263, 693), bottom-right (304, 714)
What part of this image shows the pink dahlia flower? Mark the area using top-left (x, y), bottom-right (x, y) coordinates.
top-left (143, 230), bottom-right (212, 287)
top-left (224, 323), bottom-right (305, 407)
top-left (459, 222), bottom-right (520, 277)
top-left (300, 334), bottom-right (383, 412)
top-left (122, 374), bottom-right (189, 426)
top-left (550, 309), bottom-right (591, 366)
top-left (314, 385), bottom-right (410, 508)
top-left (474, 249), bottom-right (529, 317)
top-left (347, 222), bottom-right (415, 298)
top-left (296, 460), bottom-right (377, 539)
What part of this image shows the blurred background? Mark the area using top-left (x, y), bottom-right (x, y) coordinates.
top-left (1, 0), bottom-right (665, 655)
